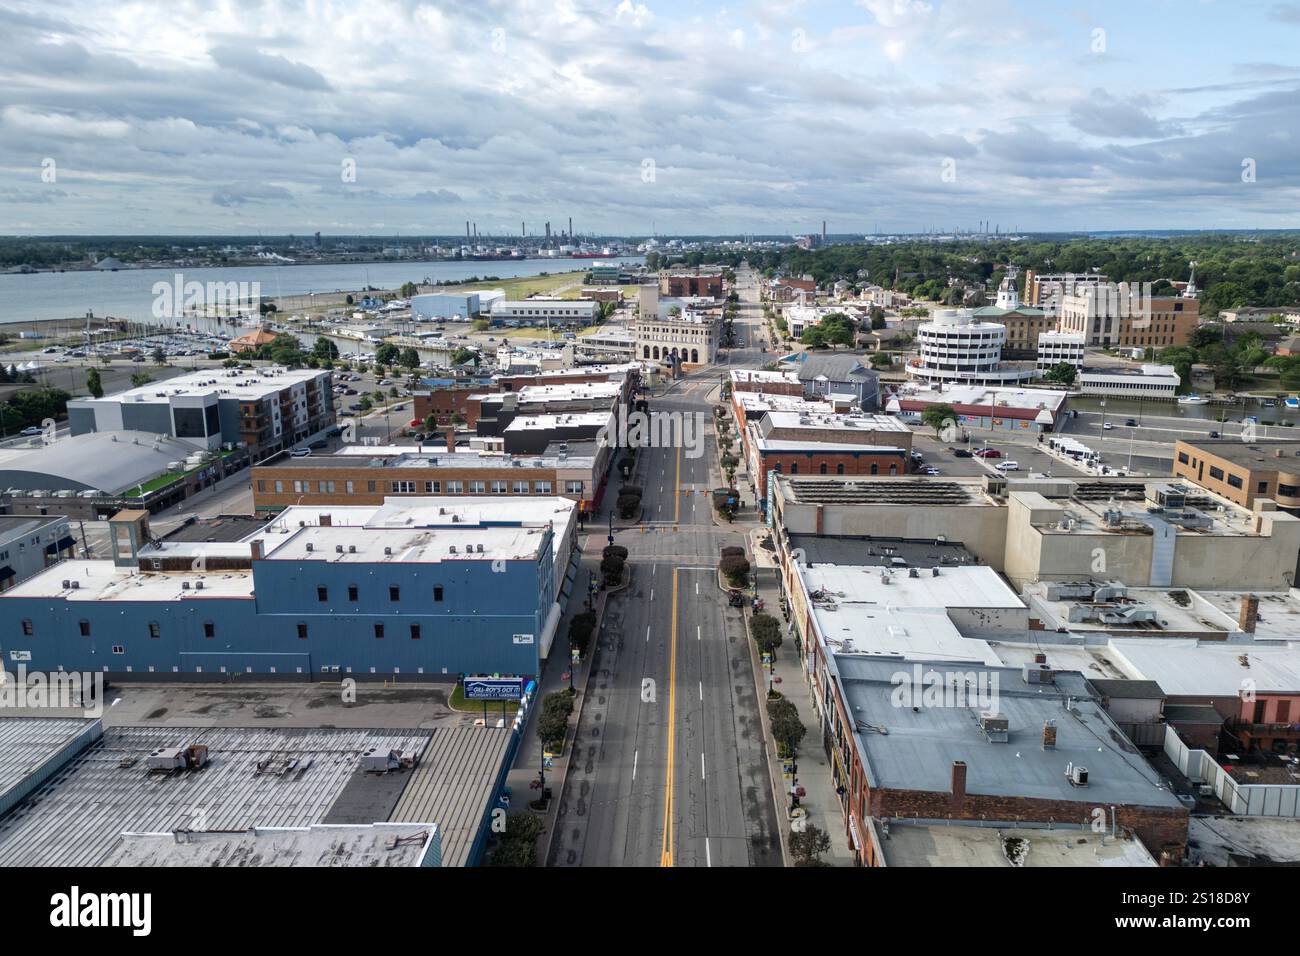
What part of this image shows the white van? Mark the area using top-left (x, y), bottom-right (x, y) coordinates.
top-left (995, 461), bottom-right (1020, 471)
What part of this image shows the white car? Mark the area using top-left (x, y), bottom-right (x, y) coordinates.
top-left (995, 461), bottom-right (1020, 471)
top-left (1102, 421), bottom-right (1114, 430)
top-left (290, 447), bottom-right (311, 458)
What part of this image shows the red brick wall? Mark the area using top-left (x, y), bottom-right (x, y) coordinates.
top-left (413, 387), bottom-right (491, 426)
top-left (754, 452), bottom-right (906, 499)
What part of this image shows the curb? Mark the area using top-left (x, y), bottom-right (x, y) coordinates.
top-left (741, 606), bottom-right (793, 867)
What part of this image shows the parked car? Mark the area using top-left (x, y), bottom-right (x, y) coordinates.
top-left (290, 447), bottom-right (311, 458)
top-left (950, 448), bottom-right (973, 458)
top-left (20, 426), bottom-right (44, 436)
top-left (1102, 421), bottom-right (1114, 430)
top-left (974, 448), bottom-right (1002, 458)
top-left (995, 461), bottom-right (1020, 471)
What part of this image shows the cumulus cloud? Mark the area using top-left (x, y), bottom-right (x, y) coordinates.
top-left (0, 0), bottom-right (1293, 233)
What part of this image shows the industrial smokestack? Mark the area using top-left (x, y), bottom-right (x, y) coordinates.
top-left (466, 221), bottom-right (470, 240)
top-left (569, 216), bottom-right (573, 238)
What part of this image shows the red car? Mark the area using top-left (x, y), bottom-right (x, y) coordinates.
top-left (974, 448), bottom-right (1002, 458)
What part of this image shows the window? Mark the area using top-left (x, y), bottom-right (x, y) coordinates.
top-left (367, 481), bottom-right (377, 493)
top-left (447, 480), bottom-right (463, 493)
top-left (297, 623), bottom-right (309, 639)
top-left (790, 462), bottom-right (798, 474)
top-left (1177, 452), bottom-right (1189, 465)
top-left (836, 463), bottom-right (845, 475)
top-left (534, 481), bottom-right (551, 494)
top-left (21, 620), bottom-right (33, 636)
top-left (410, 624), bottom-right (421, 640)
top-left (819, 462), bottom-right (828, 475)
top-left (425, 481), bottom-right (441, 494)
top-left (1227, 474), bottom-right (1243, 490)
top-left (257, 480), bottom-right (266, 492)
top-left (393, 480), bottom-right (415, 494)
top-left (148, 621), bottom-right (161, 639)
top-left (1280, 483), bottom-right (1300, 497)
top-left (433, 585), bottom-right (444, 602)
top-left (79, 620), bottom-right (91, 637)
top-left (274, 480), bottom-right (284, 493)
top-left (1258, 481), bottom-right (1269, 493)
top-left (389, 585), bottom-right (401, 602)
top-left (348, 584), bottom-right (359, 601)
top-left (565, 481), bottom-right (584, 495)
top-left (203, 622), bottom-right (215, 638)
top-left (1278, 700), bottom-right (1292, 723)
top-left (1209, 466), bottom-right (1225, 481)
top-left (470, 480), bottom-right (486, 494)
top-left (491, 480), bottom-right (508, 494)
top-left (111, 645), bottom-right (125, 655)
top-left (374, 623), bottom-right (385, 639)
top-left (317, 586), bottom-right (328, 602)
top-left (514, 481), bottom-right (529, 494)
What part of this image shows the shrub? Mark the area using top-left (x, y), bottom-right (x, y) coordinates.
top-left (603, 545), bottom-right (628, 562)
top-left (600, 554), bottom-right (626, 586)
top-left (767, 697), bottom-right (806, 756)
top-left (536, 690), bottom-right (574, 749)
top-left (568, 610), bottom-right (597, 654)
top-left (720, 546), bottom-right (745, 558)
top-left (617, 494), bottom-right (641, 519)
top-left (750, 613), bottom-right (782, 654)
top-left (720, 554), bottom-right (750, 587)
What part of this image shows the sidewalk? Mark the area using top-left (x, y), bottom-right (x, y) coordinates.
top-left (747, 528), bottom-right (857, 866)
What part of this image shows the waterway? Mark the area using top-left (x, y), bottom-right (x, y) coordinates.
top-left (0, 256), bottom-right (644, 326)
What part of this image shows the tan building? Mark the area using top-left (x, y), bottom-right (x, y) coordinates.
top-left (1059, 289), bottom-right (1199, 349)
top-left (1173, 438), bottom-right (1300, 514)
top-left (770, 473), bottom-right (1300, 591)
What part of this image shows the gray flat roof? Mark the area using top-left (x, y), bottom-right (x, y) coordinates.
top-left (1177, 438), bottom-right (1300, 471)
top-left (788, 534), bottom-right (977, 568)
top-left (835, 658), bottom-right (1185, 809)
top-left (0, 718), bottom-right (101, 814)
top-left (0, 725), bottom-right (429, 866)
top-left (389, 725), bottom-right (513, 868)
top-left (877, 821), bottom-right (1155, 867)
top-left (1087, 679), bottom-right (1165, 700)
top-left (159, 515), bottom-right (270, 543)
top-left (103, 823), bottom-right (440, 867)
top-left (0, 431), bottom-right (205, 495)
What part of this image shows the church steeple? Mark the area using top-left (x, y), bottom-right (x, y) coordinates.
top-left (995, 271), bottom-right (1021, 310)
top-left (1183, 261), bottom-right (1198, 299)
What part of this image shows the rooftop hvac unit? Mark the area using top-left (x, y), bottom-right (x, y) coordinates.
top-left (181, 581), bottom-right (191, 590)
top-left (978, 711), bottom-right (1009, 742)
top-left (335, 545), bottom-right (344, 553)
top-left (348, 545), bottom-right (356, 553)
top-left (194, 581), bottom-right (204, 590)
top-left (61, 579), bottom-right (71, 589)
top-left (305, 543), bottom-right (314, 552)
top-left (476, 543), bottom-right (484, 553)
top-left (1066, 763), bottom-right (1089, 787)
top-left (383, 546), bottom-right (392, 556)
top-left (1022, 663), bottom-right (1056, 685)
top-left (450, 545), bottom-right (458, 554)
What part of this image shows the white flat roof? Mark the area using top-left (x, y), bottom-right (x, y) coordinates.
top-left (764, 410), bottom-right (910, 432)
top-left (800, 564), bottom-right (1016, 665)
top-left (91, 366), bottom-right (326, 404)
top-left (1108, 639), bottom-right (1300, 696)
top-left (504, 412), bottom-right (610, 431)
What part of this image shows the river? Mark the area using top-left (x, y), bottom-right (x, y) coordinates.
top-left (0, 256), bottom-right (645, 326)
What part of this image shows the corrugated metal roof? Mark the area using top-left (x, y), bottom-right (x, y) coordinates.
top-left (0, 718), bottom-right (99, 807)
top-left (0, 725), bottom-right (429, 867)
top-left (389, 726), bottom-right (512, 868)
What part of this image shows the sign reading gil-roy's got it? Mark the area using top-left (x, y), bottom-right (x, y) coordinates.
top-left (463, 676), bottom-right (526, 701)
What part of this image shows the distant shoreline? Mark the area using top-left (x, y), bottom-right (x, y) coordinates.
top-left (2, 254), bottom-right (625, 277)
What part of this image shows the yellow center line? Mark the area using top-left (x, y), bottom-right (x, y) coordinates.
top-left (661, 566), bottom-right (679, 867)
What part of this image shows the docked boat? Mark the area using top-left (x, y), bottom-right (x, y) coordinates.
top-left (1286, 397), bottom-right (1300, 410)
top-left (1177, 393), bottom-right (1210, 406)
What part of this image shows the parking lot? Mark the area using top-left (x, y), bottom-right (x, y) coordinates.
top-left (910, 432), bottom-right (1093, 479)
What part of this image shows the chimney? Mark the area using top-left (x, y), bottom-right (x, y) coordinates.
top-left (950, 760), bottom-right (967, 813)
top-left (1042, 720), bottom-right (1057, 749)
top-left (1034, 652), bottom-right (1047, 665)
top-left (445, 427), bottom-right (456, 453)
top-left (319, 514), bottom-right (332, 527)
top-left (1240, 594), bottom-right (1259, 634)
top-left (250, 540), bottom-right (263, 561)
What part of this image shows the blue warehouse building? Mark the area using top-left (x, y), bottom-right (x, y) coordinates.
top-left (411, 292), bottom-right (480, 321)
top-left (1, 500), bottom-right (571, 682)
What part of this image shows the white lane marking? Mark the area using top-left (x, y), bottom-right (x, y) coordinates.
top-left (696, 581), bottom-right (699, 595)
top-left (706, 838), bottom-right (711, 867)
top-left (701, 751), bottom-right (706, 780)
top-left (698, 681), bottom-right (703, 701)
top-left (652, 563), bottom-right (656, 576)
top-left (646, 625), bottom-right (650, 642)
top-left (633, 750), bottom-right (638, 781)
top-left (697, 625), bottom-right (701, 642)
top-left (650, 589), bottom-right (654, 601)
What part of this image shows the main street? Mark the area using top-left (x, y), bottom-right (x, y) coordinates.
top-left (548, 266), bottom-right (782, 867)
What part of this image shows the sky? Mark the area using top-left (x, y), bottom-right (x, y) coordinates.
top-left (1, 0), bottom-right (1300, 236)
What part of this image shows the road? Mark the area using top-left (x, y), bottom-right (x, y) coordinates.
top-left (547, 265), bottom-right (782, 867)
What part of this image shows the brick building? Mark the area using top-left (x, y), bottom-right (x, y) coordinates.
top-left (1173, 438), bottom-right (1300, 514)
top-left (661, 273), bottom-right (724, 298)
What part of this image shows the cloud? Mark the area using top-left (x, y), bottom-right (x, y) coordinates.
top-left (208, 45), bottom-right (331, 92)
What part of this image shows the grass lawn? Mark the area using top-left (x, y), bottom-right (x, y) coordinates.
top-left (448, 683), bottom-right (521, 715)
top-left (123, 449), bottom-right (236, 498)
top-left (444, 270), bottom-right (587, 300)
